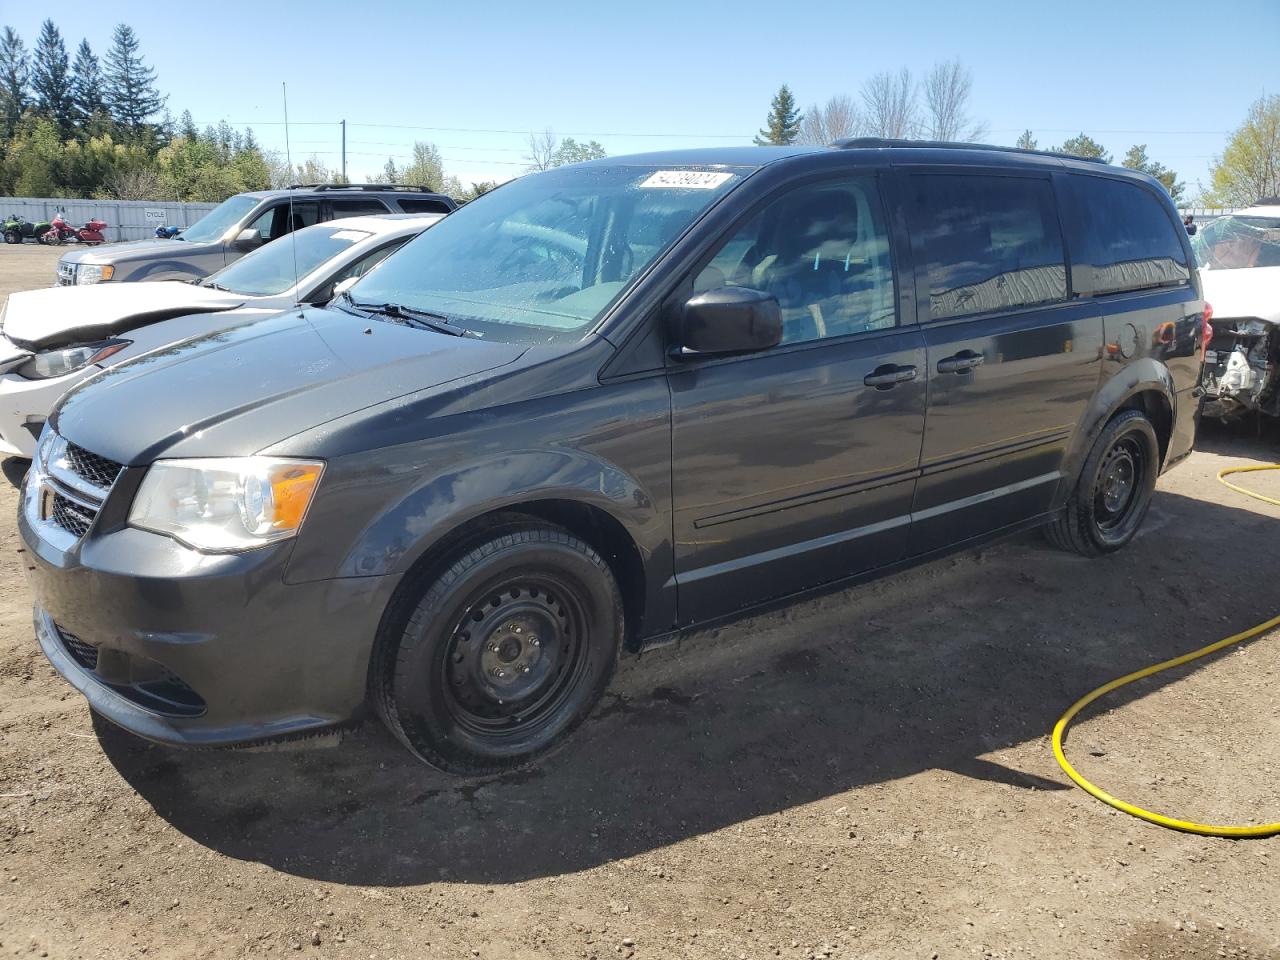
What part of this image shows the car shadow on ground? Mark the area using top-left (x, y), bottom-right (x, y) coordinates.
top-left (93, 485), bottom-right (1280, 887)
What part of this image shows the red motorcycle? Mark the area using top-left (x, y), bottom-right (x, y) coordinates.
top-left (41, 213), bottom-right (107, 245)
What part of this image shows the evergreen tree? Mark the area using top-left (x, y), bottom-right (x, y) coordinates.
top-left (31, 20), bottom-right (73, 136)
top-left (1052, 132), bottom-right (1112, 164)
top-left (1015, 129), bottom-right (1036, 150)
top-left (178, 109), bottom-right (198, 141)
top-left (754, 84), bottom-right (803, 145)
top-left (103, 23), bottom-right (164, 134)
top-left (1121, 143), bottom-right (1184, 203)
top-left (69, 39), bottom-right (104, 129)
top-left (0, 26), bottom-right (28, 139)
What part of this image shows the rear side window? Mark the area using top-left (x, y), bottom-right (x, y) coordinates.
top-left (329, 198), bottom-right (391, 218)
top-left (397, 198), bottom-right (453, 214)
top-left (1065, 175), bottom-right (1190, 295)
top-left (907, 174), bottom-right (1067, 320)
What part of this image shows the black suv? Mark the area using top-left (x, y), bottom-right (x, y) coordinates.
top-left (22, 141), bottom-right (1204, 772)
top-left (55, 183), bottom-right (456, 286)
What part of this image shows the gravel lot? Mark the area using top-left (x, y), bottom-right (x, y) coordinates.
top-left (1, 241), bottom-right (1278, 960)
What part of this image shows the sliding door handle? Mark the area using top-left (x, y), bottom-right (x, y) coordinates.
top-left (863, 364), bottom-right (919, 389)
top-left (937, 350), bottom-right (985, 374)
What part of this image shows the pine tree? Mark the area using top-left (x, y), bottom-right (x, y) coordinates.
top-left (754, 84), bottom-right (803, 145)
top-left (69, 39), bottom-right (104, 129)
top-left (0, 27), bottom-right (28, 139)
top-left (1052, 132), bottom-right (1112, 164)
top-left (31, 20), bottom-right (73, 136)
top-left (1015, 129), bottom-right (1036, 150)
top-left (103, 23), bottom-right (164, 134)
top-left (178, 109), bottom-right (198, 141)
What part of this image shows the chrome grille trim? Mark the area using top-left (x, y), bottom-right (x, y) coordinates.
top-left (23, 430), bottom-right (121, 548)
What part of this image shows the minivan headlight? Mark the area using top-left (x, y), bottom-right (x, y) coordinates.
top-left (16, 339), bottom-right (131, 379)
top-left (129, 457), bottom-right (325, 552)
top-left (76, 264), bottom-right (114, 284)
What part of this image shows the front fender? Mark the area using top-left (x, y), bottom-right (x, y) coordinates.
top-left (1052, 357), bottom-right (1176, 508)
top-left (338, 447), bottom-right (662, 579)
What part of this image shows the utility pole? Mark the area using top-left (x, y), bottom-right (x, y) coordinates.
top-left (340, 119), bottom-right (347, 182)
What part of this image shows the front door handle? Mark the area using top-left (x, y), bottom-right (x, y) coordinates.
top-left (863, 364), bottom-right (918, 389)
top-left (937, 350), bottom-right (985, 374)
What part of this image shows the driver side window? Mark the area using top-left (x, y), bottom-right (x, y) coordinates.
top-left (693, 177), bottom-right (896, 345)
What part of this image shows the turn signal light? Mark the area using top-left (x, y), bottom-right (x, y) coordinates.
top-left (1201, 303), bottom-right (1214, 362)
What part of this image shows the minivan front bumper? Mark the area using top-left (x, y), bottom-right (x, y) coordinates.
top-left (21, 504), bottom-right (396, 747)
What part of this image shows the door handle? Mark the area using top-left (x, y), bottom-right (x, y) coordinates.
top-left (863, 364), bottom-right (918, 389)
top-left (936, 350), bottom-right (985, 374)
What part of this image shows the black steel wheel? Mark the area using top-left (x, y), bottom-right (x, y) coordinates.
top-left (374, 521), bottom-right (623, 773)
top-left (1046, 408), bottom-right (1160, 557)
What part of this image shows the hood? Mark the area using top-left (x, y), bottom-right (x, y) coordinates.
top-left (1, 281), bottom-right (246, 349)
top-left (1200, 265), bottom-right (1280, 325)
top-left (59, 236), bottom-right (216, 265)
top-left (52, 306), bottom-right (526, 464)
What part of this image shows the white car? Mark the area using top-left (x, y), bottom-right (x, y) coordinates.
top-left (0, 213), bottom-right (442, 457)
top-left (1193, 201), bottom-right (1280, 419)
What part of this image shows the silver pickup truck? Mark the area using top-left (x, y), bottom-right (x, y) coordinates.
top-left (55, 183), bottom-right (455, 286)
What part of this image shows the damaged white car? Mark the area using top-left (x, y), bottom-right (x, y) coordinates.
top-left (0, 214), bottom-right (440, 457)
top-left (1194, 201), bottom-right (1280, 419)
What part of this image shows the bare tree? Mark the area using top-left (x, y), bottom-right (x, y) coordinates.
top-left (524, 128), bottom-right (558, 172)
top-left (105, 166), bottom-right (164, 200)
top-left (798, 95), bottom-right (861, 146)
top-left (860, 68), bottom-right (918, 139)
top-left (922, 59), bottom-right (986, 142)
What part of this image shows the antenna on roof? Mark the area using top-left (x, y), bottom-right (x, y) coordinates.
top-left (282, 82), bottom-right (302, 315)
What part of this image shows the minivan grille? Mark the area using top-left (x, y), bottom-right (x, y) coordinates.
top-left (58, 628), bottom-right (98, 671)
top-left (62, 442), bottom-right (123, 490)
top-left (49, 491), bottom-right (94, 538)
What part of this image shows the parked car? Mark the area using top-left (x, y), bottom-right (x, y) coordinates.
top-left (1192, 200), bottom-right (1280, 419)
top-left (0, 214), bottom-right (441, 457)
top-left (21, 141), bottom-right (1204, 773)
top-left (54, 183), bottom-right (456, 286)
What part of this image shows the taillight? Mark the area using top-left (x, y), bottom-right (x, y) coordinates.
top-left (1201, 303), bottom-right (1213, 362)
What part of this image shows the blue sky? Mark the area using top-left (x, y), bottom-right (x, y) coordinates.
top-left (4, 0), bottom-right (1277, 196)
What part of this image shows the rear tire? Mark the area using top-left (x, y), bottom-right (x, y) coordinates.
top-left (374, 523), bottom-right (623, 774)
top-left (1046, 409), bottom-right (1160, 557)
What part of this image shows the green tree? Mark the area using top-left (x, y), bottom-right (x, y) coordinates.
top-left (103, 23), bottom-right (164, 134)
top-left (459, 180), bottom-right (499, 202)
top-left (69, 40), bottom-right (105, 131)
top-left (1053, 133), bottom-right (1112, 163)
top-left (0, 26), bottom-right (28, 139)
top-left (401, 141), bottom-right (445, 191)
top-left (177, 109), bottom-right (197, 141)
top-left (754, 84), bottom-right (802, 145)
top-left (381, 157), bottom-right (400, 184)
top-left (1121, 143), bottom-right (1183, 203)
top-left (550, 137), bottom-right (606, 166)
top-left (1015, 129), bottom-right (1037, 150)
top-left (31, 20), bottom-right (73, 136)
top-left (1202, 94), bottom-right (1280, 207)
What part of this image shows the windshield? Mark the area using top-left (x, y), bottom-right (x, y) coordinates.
top-left (204, 223), bottom-right (373, 296)
top-left (345, 164), bottom-right (744, 342)
top-left (178, 195), bottom-right (261, 244)
top-left (1191, 214), bottom-right (1280, 270)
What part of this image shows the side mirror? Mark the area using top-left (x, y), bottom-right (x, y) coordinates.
top-left (674, 286), bottom-right (782, 357)
top-left (233, 228), bottom-right (263, 251)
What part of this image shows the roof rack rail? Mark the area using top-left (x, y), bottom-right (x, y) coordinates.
top-left (830, 137), bottom-right (1110, 165)
top-left (284, 183), bottom-right (444, 193)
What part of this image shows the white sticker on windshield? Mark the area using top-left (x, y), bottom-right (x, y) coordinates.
top-left (329, 230), bottom-right (369, 242)
top-left (639, 170), bottom-right (734, 190)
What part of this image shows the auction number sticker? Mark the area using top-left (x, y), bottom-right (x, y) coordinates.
top-left (639, 170), bottom-right (734, 190)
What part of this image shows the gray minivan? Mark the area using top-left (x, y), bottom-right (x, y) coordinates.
top-left (55, 184), bottom-right (455, 286)
top-left (23, 141), bottom-right (1205, 774)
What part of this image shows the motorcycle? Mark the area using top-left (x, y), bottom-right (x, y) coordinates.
top-left (154, 224), bottom-right (181, 239)
top-left (3, 213), bottom-right (53, 244)
top-left (41, 213), bottom-right (108, 245)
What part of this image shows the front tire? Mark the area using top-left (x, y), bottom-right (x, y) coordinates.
top-left (1046, 408), bottom-right (1160, 557)
top-left (374, 523), bottom-right (623, 774)
top-left (3, 230), bottom-right (19, 244)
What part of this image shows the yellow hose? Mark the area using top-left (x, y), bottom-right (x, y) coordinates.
top-left (1051, 462), bottom-right (1280, 838)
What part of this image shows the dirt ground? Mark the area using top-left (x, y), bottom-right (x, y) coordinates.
top-left (1, 241), bottom-right (1278, 960)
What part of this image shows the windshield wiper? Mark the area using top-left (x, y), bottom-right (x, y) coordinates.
top-left (202, 280), bottom-right (230, 291)
top-left (351, 300), bottom-right (473, 337)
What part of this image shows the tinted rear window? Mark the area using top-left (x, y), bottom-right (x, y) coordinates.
top-left (1065, 175), bottom-right (1189, 294)
top-left (330, 198), bottom-right (391, 217)
top-left (397, 198), bottom-right (453, 214)
top-left (907, 174), bottom-right (1067, 320)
